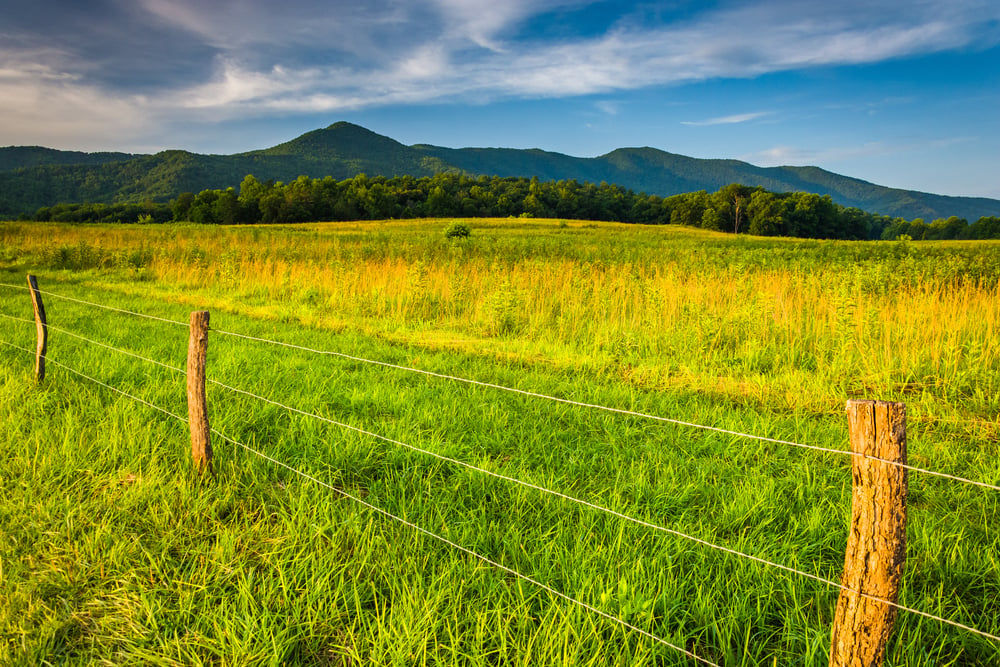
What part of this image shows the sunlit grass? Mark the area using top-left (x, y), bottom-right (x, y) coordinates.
top-left (1, 219), bottom-right (998, 665)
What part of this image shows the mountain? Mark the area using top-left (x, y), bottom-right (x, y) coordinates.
top-left (0, 146), bottom-right (137, 172)
top-left (416, 144), bottom-right (999, 222)
top-left (1, 121), bottom-right (997, 221)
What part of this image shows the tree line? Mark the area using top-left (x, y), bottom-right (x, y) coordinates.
top-left (24, 173), bottom-right (1000, 240)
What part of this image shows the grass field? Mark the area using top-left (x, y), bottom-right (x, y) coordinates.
top-left (1, 218), bottom-right (998, 665)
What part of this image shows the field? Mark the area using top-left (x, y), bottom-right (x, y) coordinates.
top-left (1, 218), bottom-right (998, 665)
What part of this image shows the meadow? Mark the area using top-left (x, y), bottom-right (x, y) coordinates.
top-left (0, 218), bottom-right (998, 665)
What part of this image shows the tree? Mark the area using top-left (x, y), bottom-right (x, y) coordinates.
top-left (966, 216), bottom-right (1000, 239)
top-left (213, 188), bottom-right (240, 225)
top-left (668, 191), bottom-right (709, 227)
top-left (747, 190), bottom-right (787, 236)
top-left (701, 207), bottom-right (724, 231)
top-left (189, 190), bottom-right (220, 224)
top-left (839, 207), bottom-right (872, 240)
top-left (784, 192), bottom-right (838, 238)
top-left (171, 192), bottom-right (195, 221)
top-left (427, 186), bottom-right (457, 217)
top-left (926, 216), bottom-right (967, 240)
top-left (238, 174), bottom-right (267, 205)
top-left (716, 183), bottom-right (753, 233)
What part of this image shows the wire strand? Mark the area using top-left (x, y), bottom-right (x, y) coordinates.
top-left (0, 333), bottom-right (719, 665)
top-left (203, 374), bottom-right (1000, 646)
top-left (0, 312), bottom-right (185, 375)
top-left (2, 338), bottom-right (997, 647)
top-left (211, 428), bottom-right (719, 666)
top-left (0, 340), bottom-right (187, 423)
top-left (210, 327), bottom-right (1000, 494)
top-left (5, 281), bottom-right (998, 492)
top-left (211, 327), bottom-right (849, 452)
top-left (0, 282), bottom-right (188, 327)
top-left (0, 312), bottom-right (34, 325)
top-left (207, 374), bottom-right (850, 586)
top-left (866, 456), bottom-right (1000, 492)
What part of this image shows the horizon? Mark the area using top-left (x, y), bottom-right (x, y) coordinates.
top-left (12, 119), bottom-right (1000, 205)
top-left (2, 1), bottom-right (999, 199)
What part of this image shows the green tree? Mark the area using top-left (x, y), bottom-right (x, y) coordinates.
top-left (747, 190), bottom-right (787, 236)
top-left (171, 192), bottom-right (195, 221)
top-left (668, 191), bottom-right (709, 227)
top-left (701, 207), bottom-right (724, 231)
top-left (189, 190), bottom-right (220, 224)
top-left (927, 216), bottom-right (967, 240)
top-left (213, 188), bottom-right (240, 225)
top-left (715, 183), bottom-right (753, 233)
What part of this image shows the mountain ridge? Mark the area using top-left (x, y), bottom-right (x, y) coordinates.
top-left (1, 121), bottom-right (997, 221)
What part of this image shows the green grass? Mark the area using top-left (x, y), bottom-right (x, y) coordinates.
top-left (0, 220), bottom-right (998, 665)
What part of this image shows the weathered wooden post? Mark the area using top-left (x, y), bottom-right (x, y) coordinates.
top-left (830, 399), bottom-right (908, 667)
top-left (26, 274), bottom-right (47, 382)
top-left (187, 310), bottom-right (213, 474)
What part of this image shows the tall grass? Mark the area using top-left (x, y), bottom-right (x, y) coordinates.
top-left (1, 219), bottom-right (998, 665)
top-left (2, 219), bottom-right (997, 423)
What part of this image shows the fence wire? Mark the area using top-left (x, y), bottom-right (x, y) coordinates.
top-left (0, 312), bottom-right (185, 375)
top-left (0, 281), bottom-right (188, 327)
top-left (1, 332), bottom-right (998, 647)
top-left (0, 318), bottom-right (888, 595)
top-left (0, 337), bottom-right (719, 667)
top-left (2, 282), bottom-right (1000, 494)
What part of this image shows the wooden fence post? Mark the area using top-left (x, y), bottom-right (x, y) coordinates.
top-left (187, 310), bottom-right (213, 474)
top-left (829, 399), bottom-right (908, 667)
top-left (26, 274), bottom-right (47, 382)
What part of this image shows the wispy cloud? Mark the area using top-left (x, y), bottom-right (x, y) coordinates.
top-left (595, 100), bottom-right (621, 115)
top-left (147, 0), bottom-right (1000, 113)
top-left (681, 112), bottom-right (771, 126)
top-left (1, 0), bottom-right (999, 148)
top-left (742, 136), bottom-right (979, 167)
top-left (743, 144), bottom-right (895, 166)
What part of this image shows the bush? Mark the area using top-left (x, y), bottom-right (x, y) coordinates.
top-left (444, 221), bottom-right (471, 239)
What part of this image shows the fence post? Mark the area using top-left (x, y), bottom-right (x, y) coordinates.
top-left (829, 399), bottom-right (908, 667)
top-left (26, 274), bottom-right (47, 382)
top-left (187, 310), bottom-right (212, 474)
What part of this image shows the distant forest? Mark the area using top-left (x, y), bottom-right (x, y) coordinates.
top-left (24, 173), bottom-right (1000, 240)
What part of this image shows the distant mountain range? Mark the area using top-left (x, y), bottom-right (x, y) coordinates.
top-left (2, 121), bottom-right (997, 221)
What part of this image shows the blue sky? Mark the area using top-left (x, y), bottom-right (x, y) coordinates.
top-left (2, 0), bottom-right (999, 198)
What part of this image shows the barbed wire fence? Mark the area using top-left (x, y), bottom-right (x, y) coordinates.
top-left (1, 277), bottom-right (998, 665)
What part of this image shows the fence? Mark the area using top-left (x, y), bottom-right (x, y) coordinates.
top-left (2, 274), bottom-right (999, 666)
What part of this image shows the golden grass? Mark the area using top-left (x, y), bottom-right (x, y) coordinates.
top-left (2, 219), bottom-right (997, 426)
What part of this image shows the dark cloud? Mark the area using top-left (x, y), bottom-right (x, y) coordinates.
top-left (2, 0), bottom-right (219, 90)
top-left (8, 0), bottom-right (997, 99)
top-left (2, 0), bottom-right (999, 164)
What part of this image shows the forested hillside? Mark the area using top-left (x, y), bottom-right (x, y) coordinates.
top-left (2, 123), bottom-right (997, 221)
top-left (27, 173), bottom-right (1000, 240)
top-left (0, 146), bottom-right (136, 172)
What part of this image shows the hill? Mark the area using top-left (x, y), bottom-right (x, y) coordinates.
top-left (0, 146), bottom-right (137, 172)
top-left (1, 122), bottom-right (997, 221)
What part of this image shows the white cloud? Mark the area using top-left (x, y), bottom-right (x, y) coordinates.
top-left (0, 72), bottom-right (149, 150)
top-left (681, 112), bottom-right (771, 126)
top-left (595, 100), bottom-right (621, 115)
top-left (0, 46), bottom-right (150, 149)
top-left (741, 137), bottom-right (978, 167)
top-left (168, 0), bottom-right (994, 117)
top-left (429, 0), bottom-right (580, 51)
top-left (2, 0), bottom-right (1000, 147)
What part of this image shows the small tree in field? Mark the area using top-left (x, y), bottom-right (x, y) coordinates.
top-left (444, 221), bottom-right (471, 239)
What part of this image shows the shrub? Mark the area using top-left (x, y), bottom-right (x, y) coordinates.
top-left (444, 221), bottom-right (471, 239)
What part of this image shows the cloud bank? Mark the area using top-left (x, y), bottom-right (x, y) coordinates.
top-left (1, 0), bottom-right (999, 148)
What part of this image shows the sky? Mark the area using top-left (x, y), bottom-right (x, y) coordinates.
top-left (2, 0), bottom-right (999, 198)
